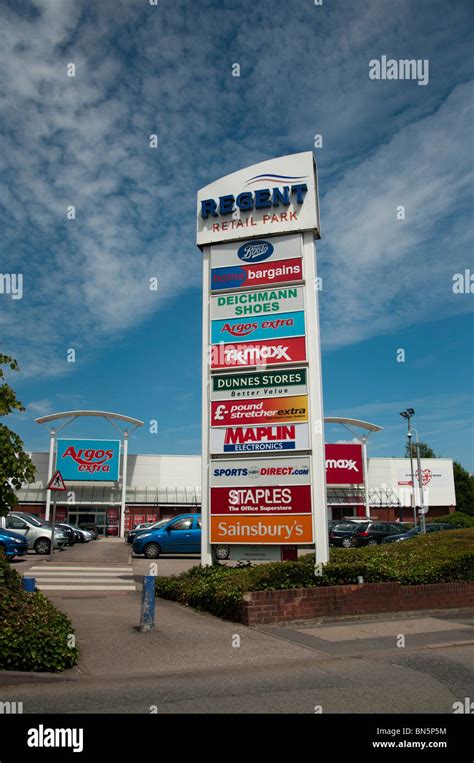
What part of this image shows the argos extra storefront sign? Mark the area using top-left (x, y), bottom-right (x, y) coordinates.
top-left (56, 439), bottom-right (120, 481)
top-left (197, 152), bottom-right (320, 246)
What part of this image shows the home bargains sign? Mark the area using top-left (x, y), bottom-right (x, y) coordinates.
top-left (56, 439), bottom-right (120, 481)
top-left (325, 444), bottom-right (363, 485)
top-left (211, 368), bottom-right (307, 400)
top-left (210, 234), bottom-right (303, 291)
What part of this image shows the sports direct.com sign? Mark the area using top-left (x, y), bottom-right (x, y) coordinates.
top-left (56, 439), bottom-right (120, 481)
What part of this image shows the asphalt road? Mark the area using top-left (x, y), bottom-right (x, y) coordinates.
top-left (2, 539), bottom-right (473, 714)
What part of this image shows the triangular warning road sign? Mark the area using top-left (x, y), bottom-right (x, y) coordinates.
top-left (47, 470), bottom-right (67, 492)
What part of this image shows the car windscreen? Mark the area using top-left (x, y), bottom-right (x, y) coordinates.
top-left (333, 523), bottom-right (358, 531)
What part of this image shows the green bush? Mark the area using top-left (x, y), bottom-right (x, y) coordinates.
top-left (0, 551), bottom-right (78, 672)
top-left (431, 512), bottom-right (474, 528)
top-left (156, 529), bottom-right (474, 621)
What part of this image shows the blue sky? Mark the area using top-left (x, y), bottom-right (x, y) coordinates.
top-left (1, 0), bottom-right (473, 469)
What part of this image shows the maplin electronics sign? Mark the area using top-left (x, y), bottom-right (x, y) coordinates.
top-left (197, 151), bottom-right (320, 246)
top-left (198, 152), bottom-right (328, 565)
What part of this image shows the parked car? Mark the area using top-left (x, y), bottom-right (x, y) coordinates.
top-left (0, 528), bottom-right (29, 559)
top-left (79, 523), bottom-right (99, 540)
top-left (126, 519), bottom-right (169, 545)
top-left (132, 514), bottom-right (201, 559)
top-left (328, 521), bottom-right (360, 548)
top-left (329, 521), bottom-right (408, 548)
top-left (42, 521), bottom-right (76, 546)
top-left (382, 522), bottom-right (454, 543)
top-left (65, 524), bottom-right (92, 543)
top-left (6, 512), bottom-right (68, 554)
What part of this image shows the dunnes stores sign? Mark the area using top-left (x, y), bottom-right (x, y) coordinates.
top-left (211, 368), bottom-right (307, 400)
top-left (56, 439), bottom-right (120, 482)
top-left (197, 152), bottom-right (320, 246)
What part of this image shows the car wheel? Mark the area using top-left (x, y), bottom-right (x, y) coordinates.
top-left (342, 537), bottom-right (352, 548)
top-left (34, 538), bottom-right (51, 555)
top-left (367, 539), bottom-right (378, 546)
top-left (143, 543), bottom-right (161, 559)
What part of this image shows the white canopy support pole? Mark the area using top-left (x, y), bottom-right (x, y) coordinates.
top-left (119, 431), bottom-right (128, 539)
top-left (362, 436), bottom-right (370, 518)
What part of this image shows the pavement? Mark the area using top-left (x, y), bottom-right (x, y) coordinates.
top-left (1, 539), bottom-right (473, 713)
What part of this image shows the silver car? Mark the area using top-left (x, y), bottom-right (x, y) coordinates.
top-left (5, 512), bottom-right (68, 555)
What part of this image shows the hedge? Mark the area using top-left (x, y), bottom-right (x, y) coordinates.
top-left (431, 512), bottom-right (474, 528)
top-left (156, 529), bottom-right (474, 621)
top-left (0, 551), bottom-right (78, 672)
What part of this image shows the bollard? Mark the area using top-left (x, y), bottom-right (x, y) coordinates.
top-left (139, 575), bottom-right (156, 632)
top-left (22, 577), bottom-right (36, 592)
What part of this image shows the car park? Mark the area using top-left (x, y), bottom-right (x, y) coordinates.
top-left (0, 528), bottom-right (29, 559)
top-left (132, 514), bottom-right (201, 559)
top-left (329, 521), bottom-right (408, 547)
top-left (382, 522), bottom-right (453, 543)
top-left (5, 512), bottom-right (68, 554)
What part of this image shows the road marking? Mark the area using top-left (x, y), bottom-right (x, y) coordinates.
top-left (24, 564), bottom-right (137, 593)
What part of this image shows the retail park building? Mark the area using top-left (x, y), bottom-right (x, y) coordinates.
top-left (16, 448), bottom-right (456, 537)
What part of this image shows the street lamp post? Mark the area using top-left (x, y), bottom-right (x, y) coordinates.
top-left (400, 409), bottom-right (417, 527)
top-left (400, 409), bottom-right (426, 533)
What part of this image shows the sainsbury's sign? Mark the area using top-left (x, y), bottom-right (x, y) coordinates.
top-left (56, 439), bottom-right (120, 481)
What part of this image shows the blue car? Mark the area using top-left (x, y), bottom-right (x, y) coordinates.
top-left (132, 514), bottom-right (201, 558)
top-left (0, 528), bottom-right (29, 559)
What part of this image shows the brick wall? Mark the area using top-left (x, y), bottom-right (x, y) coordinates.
top-left (240, 582), bottom-right (474, 625)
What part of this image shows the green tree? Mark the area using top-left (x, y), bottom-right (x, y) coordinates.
top-left (453, 461), bottom-right (474, 516)
top-left (0, 354), bottom-right (35, 517)
top-left (404, 441), bottom-right (437, 458)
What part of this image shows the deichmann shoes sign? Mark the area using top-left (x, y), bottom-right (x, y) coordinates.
top-left (210, 396), bottom-right (308, 427)
top-left (211, 286), bottom-right (304, 320)
top-left (211, 368), bottom-right (307, 400)
top-left (56, 439), bottom-right (120, 481)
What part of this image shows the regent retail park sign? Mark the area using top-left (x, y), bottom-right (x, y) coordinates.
top-left (198, 152), bottom-right (329, 565)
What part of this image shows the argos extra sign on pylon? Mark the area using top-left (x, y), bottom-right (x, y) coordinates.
top-left (198, 152), bottom-right (328, 566)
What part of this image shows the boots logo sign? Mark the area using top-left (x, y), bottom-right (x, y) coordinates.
top-left (237, 240), bottom-right (274, 262)
top-left (56, 439), bottom-right (120, 482)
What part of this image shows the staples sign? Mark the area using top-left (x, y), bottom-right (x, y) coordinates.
top-left (56, 439), bottom-right (120, 482)
top-left (325, 444), bottom-right (363, 485)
